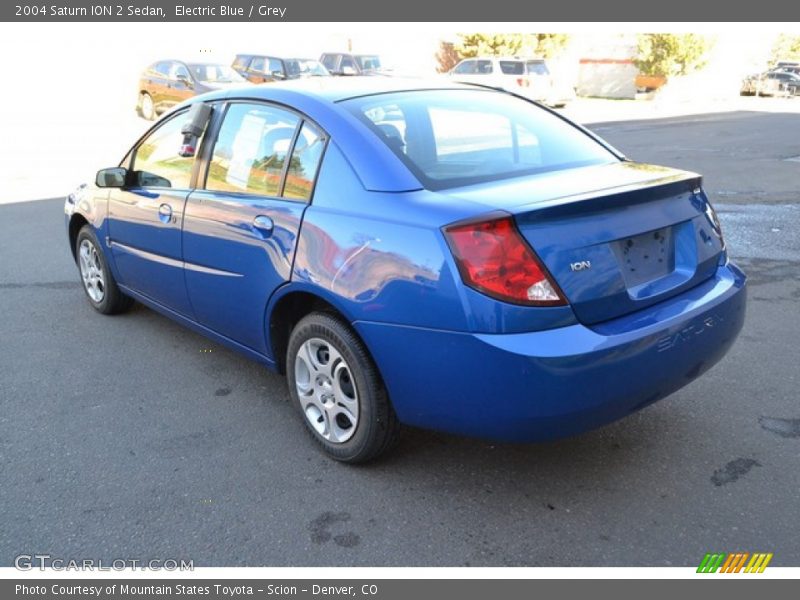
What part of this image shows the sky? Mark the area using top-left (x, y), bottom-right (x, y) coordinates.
top-left (0, 22), bottom-right (797, 202)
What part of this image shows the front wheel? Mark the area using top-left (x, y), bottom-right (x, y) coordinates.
top-left (75, 225), bottom-right (133, 315)
top-left (286, 312), bottom-right (400, 463)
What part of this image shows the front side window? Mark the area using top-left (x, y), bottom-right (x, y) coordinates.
top-left (340, 56), bottom-right (357, 71)
top-left (344, 89), bottom-right (618, 190)
top-left (170, 63), bottom-right (190, 81)
top-left (250, 56), bottom-right (266, 73)
top-left (206, 103), bottom-right (299, 196)
top-left (190, 64), bottom-right (244, 83)
top-left (283, 123), bottom-right (326, 201)
top-left (132, 111), bottom-right (204, 189)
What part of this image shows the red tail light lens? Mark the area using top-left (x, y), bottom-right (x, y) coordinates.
top-left (444, 215), bottom-right (566, 306)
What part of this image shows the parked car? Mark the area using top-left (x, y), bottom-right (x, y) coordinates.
top-left (448, 56), bottom-right (574, 108)
top-left (740, 70), bottom-right (800, 96)
top-left (67, 78), bottom-right (746, 462)
top-left (232, 54), bottom-right (329, 83)
top-left (320, 52), bottom-right (384, 76)
top-left (136, 60), bottom-right (247, 120)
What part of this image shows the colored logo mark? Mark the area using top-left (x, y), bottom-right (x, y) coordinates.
top-left (697, 552), bottom-right (773, 573)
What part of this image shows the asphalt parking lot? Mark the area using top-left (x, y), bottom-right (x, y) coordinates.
top-left (1, 110), bottom-right (798, 567)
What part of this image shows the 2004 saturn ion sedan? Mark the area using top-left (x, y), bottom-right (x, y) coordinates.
top-left (65, 78), bottom-right (746, 462)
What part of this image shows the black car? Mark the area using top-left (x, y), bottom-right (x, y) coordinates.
top-left (319, 52), bottom-right (384, 76)
top-left (232, 54), bottom-right (329, 84)
top-left (136, 60), bottom-right (247, 120)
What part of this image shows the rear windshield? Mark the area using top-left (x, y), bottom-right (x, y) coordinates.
top-left (499, 61), bottom-right (525, 75)
top-left (342, 89), bottom-right (617, 190)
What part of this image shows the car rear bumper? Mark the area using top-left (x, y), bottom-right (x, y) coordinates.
top-left (354, 262), bottom-right (746, 442)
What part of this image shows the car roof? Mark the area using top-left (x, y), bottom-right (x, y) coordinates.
top-left (176, 77), bottom-right (496, 192)
top-left (225, 76), bottom-right (480, 102)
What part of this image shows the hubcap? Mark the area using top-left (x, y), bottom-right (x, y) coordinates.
top-left (78, 239), bottom-right (105, 303)
top-left (294, 338), bottom-right (359, 443)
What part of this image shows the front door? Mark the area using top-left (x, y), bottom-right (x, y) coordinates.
top-left (182, 102), bottom-right (327, 354)
top-left (107, 110), bottom-right (205, 315)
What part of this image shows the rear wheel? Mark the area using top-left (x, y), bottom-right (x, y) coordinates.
top-left (286, 312), bottom-right (400, 463)
top-left (138, 92), bottom-right (156, 120)
top-left (75, 225), bottom-right (133, 315)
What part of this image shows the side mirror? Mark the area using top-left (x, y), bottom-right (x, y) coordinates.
top-left (176, 73), bottom-right (193, 88)
top-left (96, 167), bottom-right (127, 188)
top-left (341, 65), bottom-right (357, 76)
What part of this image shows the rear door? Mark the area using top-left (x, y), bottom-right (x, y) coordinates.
top-left (182, 102), bottom-right (327, 353)
top-left (108, 109), bottom-right (207, 315)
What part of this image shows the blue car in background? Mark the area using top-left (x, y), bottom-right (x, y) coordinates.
top-left (65, 78), bottom-right (746, 462)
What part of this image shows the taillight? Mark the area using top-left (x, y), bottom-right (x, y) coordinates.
top-left (444, 215), bottom-right (566, 306)
top-left (516, 77), bottom-right (530, 87)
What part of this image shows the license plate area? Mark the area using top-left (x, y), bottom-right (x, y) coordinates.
top-left (613, 227), bottom-right (675, 288)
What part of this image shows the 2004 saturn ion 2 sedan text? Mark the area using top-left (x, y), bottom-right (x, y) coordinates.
top-left (65, 78), bottom-right (746, 462)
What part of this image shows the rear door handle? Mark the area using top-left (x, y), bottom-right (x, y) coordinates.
top-left (252, 215), bottom-right (274, 237)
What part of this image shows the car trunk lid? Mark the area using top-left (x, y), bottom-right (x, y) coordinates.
top-left (444, 162), bottom-right (725, 324)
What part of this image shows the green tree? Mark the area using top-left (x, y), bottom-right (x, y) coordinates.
top-left (451, 33), bottom-right (571, 61)
top-left (634, 34), bottom-right (715, 77)
top-left (771, 34), bottom-right (800, 63)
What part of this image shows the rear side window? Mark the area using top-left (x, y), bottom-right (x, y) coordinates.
top-left (206, 103), bottom-right (299, 197)
top-left (499, 61), bottom-right (525, 75)
top-left (132, 111), bottom-right (202, 189)
top-left (267, 58), bottom-right (283, 75)
top-left (476, 60), bottom-right (493, 74)
top-left (283, 123), bottom-right (326, 201)
top-left (526, 61), bottom-right (550, 75)
top-left (344, 89), bottom-right (617, 190)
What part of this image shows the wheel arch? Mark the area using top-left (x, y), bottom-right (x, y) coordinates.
top-left (266, 285), bottom-right (361, 375)
top-left (68, 213), bottom-right (90, 262)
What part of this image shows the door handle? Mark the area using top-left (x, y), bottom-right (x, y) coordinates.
top-left (158, 203), bottom-right (173, 223)
top-left (252, 215), bottom-right (274, 237)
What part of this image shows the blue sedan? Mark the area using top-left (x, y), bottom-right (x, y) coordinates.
top-left (65, 78), bottom-right (746, 462)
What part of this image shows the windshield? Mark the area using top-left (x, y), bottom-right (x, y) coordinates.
top-left (343, 89), bottom-right (617, 190)
top-left (285, 59), bottom-right (329, 77)
top-left (189, 64), bottom-right (245, 83)
top-left (526, 61), bottom-right (550, 75)
top-left (355, 55), bottom-right (382, 70)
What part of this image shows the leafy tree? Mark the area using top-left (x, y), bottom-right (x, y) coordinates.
top-left (448, 33), bottom-right (571, 63)
top-left (771, 34), bottom-right (800, 63)
top-left (634, 34), bottom-right (714, 77)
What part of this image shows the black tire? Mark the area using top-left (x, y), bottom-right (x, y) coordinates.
top-left (286, 312), bottom-right (401, 463)
top-left (75, 225), bottom-right (133, 315)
